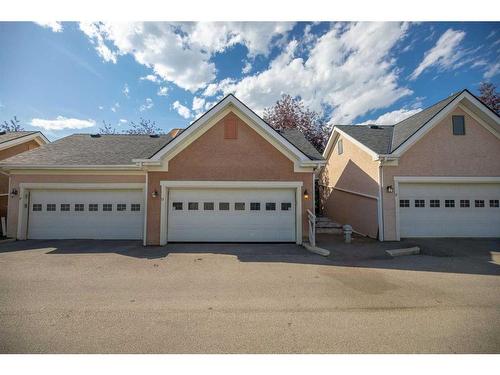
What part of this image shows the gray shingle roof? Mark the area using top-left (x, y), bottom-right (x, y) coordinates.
top-left (390, 91), bottom-right (462, 152)
top-left (0, 133), bottom-right (175, 166)
top-left (279, 129), bottom-right (324, 160)
top-left (0, 131), bottom-right (38, 145)
top-left (336, 125), bottom-right (394, 154)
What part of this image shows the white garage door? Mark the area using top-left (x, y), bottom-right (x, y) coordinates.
top-left (167, 188), bottom-right (296, 242)
top-left (399, 183), bottom-right (500, 237)
top-left (27, 190), bottom-right (144, 239)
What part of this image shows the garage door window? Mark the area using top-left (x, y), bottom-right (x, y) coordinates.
top-left (219, 202), bottom-right (230, 210)
top-left (203, 202), bottom-right (214, 210)
top-left (475, 200), bottom-right (485, 208)
top-left (414, 199), bottom-right (425, 207)
top-left (266, 202), bottom-right (276, 211)
top-left (250, 202), bottom-right (260, 211)
top-left (89, 204), bottom-right (98, 211)
top-left (32, 204), bottom-right (42, 211)
top-left (75, 204), bottom-right (84, 211)
top-left (399, 199), bottom-right (410, 208)
top-left (61, 204), bottom-right (70, 211)
top-left (445, 199), bottom-right (455, 208)
top-left (281, 202), bottom-right (292, 211)
top-left (430, 199), bottom-right (440, 208)
top-left (490, 200), bottom-right (499, 208)
top-left (103, 204), bottom-right (112, 211)
top-left (47, 204), bottom-right (56, 211)
top-left (117, 204), bottom-right (127, 211)
top-left (172, 202), bottom-right (183, 210)
top-left (131, 204), bottom-right (141, 211)
top-left (188, 202), bottom-right (199, 210)
top-left (235, 202), bottom-right (245, 210)
top-left (460, 199), bottom-right (470, 208)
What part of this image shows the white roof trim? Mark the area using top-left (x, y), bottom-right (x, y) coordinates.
top-left (0, 131), bottom-right (49, 152)
top-left (324, 127), bottom-right (380, 160)
top-left (134, 95), bottom-right (319, 167)
top-left (392, 91), bottom-right (500, 157)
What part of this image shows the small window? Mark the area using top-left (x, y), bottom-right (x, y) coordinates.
top-left (172, 202), bottom-right (183, 210)
top-left (46, 204), bottom-right (56, 211)
top-left (337, 139), bottom-right (343, 155)
top-left (414, 199), bottom-right (425, 208)
top-left (490, 199), bottom-right (499, 208)
top-left (235, 202), bottom-right (245, 210)
top-left (475, 200), bottom-right (485, 208)
top-left (399, 199), bottom-right (410, 208)
top-left (265, 202), bottom-right (276, 211)
top-left (219, 202), bottom-right (230, 211)
top-left (75, 204), bottom-right (84, 212)
top-left (452, 115), bottom-right (465, 135)
top-left (250, 202), bottom-right (260, 211)
top-left (445, 199), bottom-right (455, 208)
top-left (203, 202), bottom-right (214, 211)
top-left (61, 204), bottom-right (70, 212)
top-left (103, 204), bottom-right (112, 212)
top-left (281, 202), bottom-right (292, 211)
top-left (32, 204), bottom-right (42, 211)
top-left (131, 204), bottom-right (141, 211)
top-left (89, 204), bottom-right (98, 212)
top-left (188, 202), bottom-right (199, 210)
top-left (430, 199), bottom-right (440, 208)
top-left (460, 199), bottom-right (470, 208)
top-left (117, 204), bottom-right (127, 211)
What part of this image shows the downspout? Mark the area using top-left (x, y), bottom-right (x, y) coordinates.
top-left (377, 161), bottom-right (385, 241)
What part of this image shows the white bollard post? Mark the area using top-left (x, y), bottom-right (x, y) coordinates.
top-left (343, 224), bottom-right (352, 244)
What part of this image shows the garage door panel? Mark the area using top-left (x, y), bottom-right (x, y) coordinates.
top-left (399, 183), bottom-right (500, 238)
top-left (28, 190), bottom-right (144, 240)
top-left (167, 188), bottom-right (296, 242)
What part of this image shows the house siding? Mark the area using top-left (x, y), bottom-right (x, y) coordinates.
top-left (319, 135), bottom-right (380, 238)
top-left (382, 107), bottom-right (500, 240)
top-left (146, 111), bottom-right (314, 245)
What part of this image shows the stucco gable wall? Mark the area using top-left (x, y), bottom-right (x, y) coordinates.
top-left (382, 106), bottom-right (500, 240)
top-left (319, 134), bottom-right (380, 238)
top-left (146, 111), bottom-right (313, 245)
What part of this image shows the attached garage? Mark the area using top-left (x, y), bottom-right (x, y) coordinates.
top-left (19, 184), bottom-right (145, 240)
top-left (397, 180), bottom-right (500, 238)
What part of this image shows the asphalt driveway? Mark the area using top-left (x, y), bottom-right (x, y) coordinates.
top-left (0, 239), bottom-right (499, 353)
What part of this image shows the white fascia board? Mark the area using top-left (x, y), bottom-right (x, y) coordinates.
top-left (19, 182), bottom-right (145, 190)
top-left (160, 180), bottom-right (303, 189)
top-left (0, 132), bottom-right (49, 151)
top-left (392, 91), bottom-right (500, 158)
top-left (394, 176), bottom-right (500, 184)
top-left (322, 128), bottom-right (339, 159)
top-left (334, 128), bottom-right (380, 160)
top-left (147, 95), bottom-right (311, 164)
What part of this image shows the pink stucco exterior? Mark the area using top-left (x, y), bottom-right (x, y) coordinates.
top-left (319, 135), bottom-right (380, 238)
top-left (381, 107), bottom-right (500, 240)
top-left (146, 111), bottom-right (314, 245)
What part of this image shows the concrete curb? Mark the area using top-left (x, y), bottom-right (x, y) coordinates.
top-left (386, 246), bottom-right (420, 257)
top-left (0, 238), bottom-right (16, 244)
top-left (302, 242), bottom-right (330, 257)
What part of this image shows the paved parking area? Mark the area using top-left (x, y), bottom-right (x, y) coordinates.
top-left (0, 239), bottom-right (499, 353)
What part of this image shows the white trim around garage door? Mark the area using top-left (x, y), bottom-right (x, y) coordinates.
top-left (393, 176), bottom-right (500, 240)
top-left (17, 183), bottom-right (145, 240)
top-left (159, 180), bottom-right (304, 246)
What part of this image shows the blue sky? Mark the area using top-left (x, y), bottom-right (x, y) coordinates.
top-left (0, 21), bottom-right (498, 140)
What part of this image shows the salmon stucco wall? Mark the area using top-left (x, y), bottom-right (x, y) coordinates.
top-left (146, 111), bottom-right (314, 245)
top-left (382, 107), bottom-right (500, 240)
top-left (6, 174), bottom-right (145, 238)
top-left (319, 134), bottom-right (380, 238)
top-left (0, 140), bottom-right (41, 219)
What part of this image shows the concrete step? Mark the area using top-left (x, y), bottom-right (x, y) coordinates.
top-left (316, 227), bottom-right (343, 234)
top-left (315, 216), bottom-right (331, 222)
top-left (316, 222), bottom-right (342, 228)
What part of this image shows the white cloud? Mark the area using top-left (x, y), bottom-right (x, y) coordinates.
top-left (98, 105), bottom-right (104, 110)
top-left (358, 108), bottom-right (421, 125)
top-left (140, 74), bottom-right (160, 83)
top-left (484, 62), bottom-right (500, 79)
top-left (173, 101), bottom-right (191, 119)
top-left (111, 102), bottom-right (120, 112)
top-left (34, 21), bottom-right (62, 32)
top-left (122, 84), bottom-right (130, 97)
top-left (410, 29), bottom-right (466, 80)
top-left (192, 97), bottom-right (205, 112)
top-left (79, 22), bottom-right (295, 92)
top-left (157, 86), bottom-right (169, 96)
top-left (30, 116), bottom-right (95, 130)
top-left (139, 98), bottom-right (154, 111)
top-left (204, 22), bottom-right (412, 124)
top-left (242, 61), bottom-right (252, 74)
top-left (119, 119), bottom-right (128, 124)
